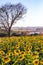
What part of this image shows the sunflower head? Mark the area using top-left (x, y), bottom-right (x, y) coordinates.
top-left (32, 51), bottom-right (39, 59)
top-left (18, 55), bottom-right (25, 61)
top-left (14, 50), bottom-right (20, 55)
top-left (2, 56), bottom-right (11, 63)
top-left (40, 59), bottom-right (43, 64)
top-left (33, 59), bottom-right (39, 65)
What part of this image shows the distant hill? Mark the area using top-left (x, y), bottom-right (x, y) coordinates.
top-left (11, 27), bottom-right (43, 32)
top-left (0, 27), bottom-right (43, 35)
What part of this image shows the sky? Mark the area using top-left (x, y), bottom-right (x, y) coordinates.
top-left (0, 0), bottom-right (43, 27)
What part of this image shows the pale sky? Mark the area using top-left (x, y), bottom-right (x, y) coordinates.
top-left (0, 0), bottom-right (43, 27)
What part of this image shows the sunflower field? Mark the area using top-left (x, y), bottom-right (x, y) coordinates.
top-left (0, 35), bottom-right (43, 65)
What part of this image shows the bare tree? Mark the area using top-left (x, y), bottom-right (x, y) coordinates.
top-left (0, 3), bottom-right (27, 37)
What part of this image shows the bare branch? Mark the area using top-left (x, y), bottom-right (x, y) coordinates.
top-left (0, 3), bottom-right (27, 36)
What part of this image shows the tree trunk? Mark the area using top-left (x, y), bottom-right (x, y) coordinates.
top-left (8, 28), bottom-right (11, 37)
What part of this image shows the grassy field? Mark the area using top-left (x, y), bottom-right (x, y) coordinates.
top-left (0, 35), bottom-right (43, 65)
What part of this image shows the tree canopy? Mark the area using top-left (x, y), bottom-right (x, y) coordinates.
top-left (0, 3), bottom-right (27, 36)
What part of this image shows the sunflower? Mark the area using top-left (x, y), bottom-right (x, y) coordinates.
top-left (32, 51), bottom-right (39, 59)
top-left (12, 53), bottom-right (16, 57)
top-left (40, 59), bottom-right (43, 64)
top-left (15, 44), bottom-right (19, 49)
top-left (26, 48), bottom-right (31, 54)
top-left (18, 55), bottom-right (24, 61)
top-left (29, 45), bottom-right (32, 50)
top-left (34, 45), bottom-right (40, 51)
top-left (0, 50), bottom-right (5, 55)
top-left (2, 56), bottom-right (11, 63)
top-left (14, 50), bottom-right (20, 55)
top-left (21, 51), bottom-right (26, 56)
top-left (33, 59), bottom-right (39, 65)
top-left (41, 41), bottom-right (43, 45)
top-left (6, 50), bottom-right (11, 56)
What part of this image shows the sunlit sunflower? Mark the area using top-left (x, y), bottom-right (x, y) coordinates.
top-left (34, 45), bottom-right (40, 51)
top-left (21, 51), bottom-right (26, 56)
top-left (29, 45), bottom-right (32, 50)
top-left (0, 50), bottom-right (5, 55)
top-left (2, 56), bottom-right (11, 63)
top-left (26, 48), bottom-right (31, 54)
top-left (41, 41), bottom-right (43, 45)
top-left (33, 59), bottom-right (39, 65)
top-left (32, 51), bottom-right (39, 59)
top-left (18, 55), bottom-right (25, 61)
top-left (6, 50), bottom-right (11, 56)
top-left (14, 50), bottom-right (20, 55)
top-left (40, 59), bottom-right (43, 64)
top-left (12, 53), bottom-right (16, 57)
top-left (15, 44), bottom-right (19, 49)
